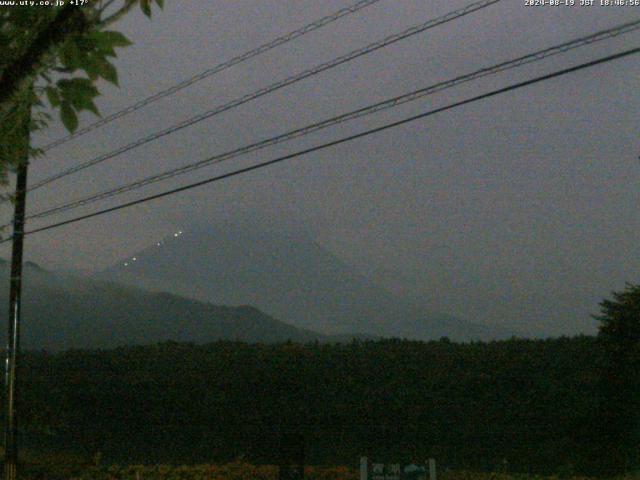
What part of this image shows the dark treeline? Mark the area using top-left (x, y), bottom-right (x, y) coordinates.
top-left (12, 335), bottom-right (638, 476)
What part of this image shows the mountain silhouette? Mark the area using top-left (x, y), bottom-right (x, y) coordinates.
top-left (0, 259), bottom-right (332, 351)
top-left (97, 222), bottom-right (512, 341)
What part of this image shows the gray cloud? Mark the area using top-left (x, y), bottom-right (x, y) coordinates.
top-left (4, 0), bottom-right (639, 337)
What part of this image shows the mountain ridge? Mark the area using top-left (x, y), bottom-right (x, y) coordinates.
top-left (0, 260), bottom-right (360, 351)
top-left (96, 222), bottom-right (514, 341)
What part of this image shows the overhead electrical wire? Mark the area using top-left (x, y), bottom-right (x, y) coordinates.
top-left (29, 0), bottom-right (502, 191)
top-left (37, 0), bottom-right (385, 152)
top-left (5, 46), bottom-right (637, 243)
top-left (22, 19), bottom-right (640, 223)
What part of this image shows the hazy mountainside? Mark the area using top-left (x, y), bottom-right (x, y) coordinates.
top-left (97, 223), bottom-right (513, 341)
top-left (0, 260), bottom-right (329, 350)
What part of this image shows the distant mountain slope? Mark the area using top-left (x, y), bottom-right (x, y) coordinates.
top-left (97, 223), bottom-right (513, 341)
top-left (0, 260), bottom-right (329, 351)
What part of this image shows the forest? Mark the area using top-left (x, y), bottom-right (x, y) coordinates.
top-left (10, 334), bottom-right (639, 477)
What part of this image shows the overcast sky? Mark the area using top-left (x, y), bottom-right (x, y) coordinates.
top-left (2, 0), bottom-right (639, 337)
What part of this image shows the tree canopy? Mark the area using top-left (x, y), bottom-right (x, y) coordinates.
top-left (595, 282), bottom-right (640, 346)
top-left (591, 283), bottom-right (640, 474)
top-left (0, 0), bottom-right (163, 185)
top-left (12, 336), bottom-right (607, 475)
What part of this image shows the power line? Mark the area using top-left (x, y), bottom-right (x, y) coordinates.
top-left (8, 46), bottom-right (638, 243)
top-left (37, 0), bottom-right (384, 152)
top-left (29, 0), bottom-right (502, 191)
top-left (23, 19), bottom-right (640, 223)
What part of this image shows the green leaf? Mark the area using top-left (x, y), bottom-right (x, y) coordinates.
top-left (82, 59), bottom-right (101, 81)
top-left (45, 87), bottom-right (60, 107)
top-left (58, 78), bottom-right (99, 102)
top-left (155, 0), bottom-right (164, 8)
top-left (99, 61), bottom-right (119, 86)
top-left (73, 34), bottom-right (98, 53)
top-left (60, 102), bottom-right (78, 133)
top-left (99, 31), bottom-right (133, 48)
top-left (58, 39), bottom-right (83, 71)
top-left (56, 78), bottom-right (101, 117)
top-left (58, 80), bottom-right (99, 116)
top-left (86, 32), bottom-right (117, 56)
top-left (140, 0), bottom-right (152, 17)
top-left (58, 77), bottom-right (96, 92)
top-left (84, 100), bottom-right (100, 116)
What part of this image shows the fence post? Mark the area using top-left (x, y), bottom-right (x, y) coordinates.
top-left (360, 456), bottom-right (368, 480)
top-left (428, 459), bottom-right (436, 480)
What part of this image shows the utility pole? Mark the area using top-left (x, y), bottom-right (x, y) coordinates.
top-left (4, 100), bottom-right (31, 480)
